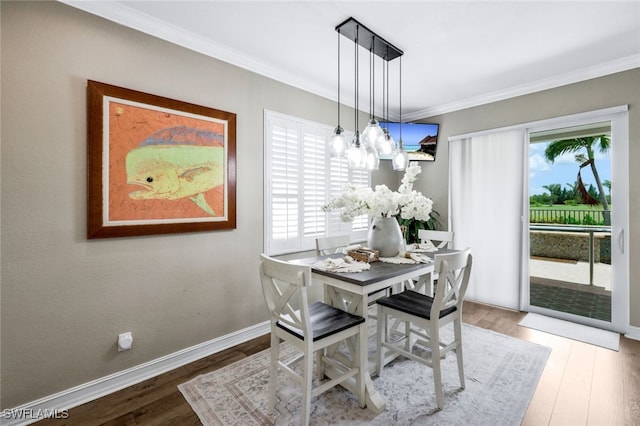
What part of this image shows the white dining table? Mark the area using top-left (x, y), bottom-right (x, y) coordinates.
top-left (290, 253), bottom-right (436, 414)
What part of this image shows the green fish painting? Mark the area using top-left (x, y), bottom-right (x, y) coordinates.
top-left (125, 126), bottom-right (224, 216)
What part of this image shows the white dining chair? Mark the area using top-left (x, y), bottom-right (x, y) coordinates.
top-left (375, 248), bottom-right (472, 410)
top-left (407, 229), bottom-right (455, 295)
top-left (418, 229), bottom-right (454, 249)
top-left (259, 254), bottom-right (367, 426)
top-left (315, 234), bottom-right (351, 256)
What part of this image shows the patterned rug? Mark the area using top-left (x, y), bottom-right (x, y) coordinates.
top-left (179, 323), bottom-right (550, 425)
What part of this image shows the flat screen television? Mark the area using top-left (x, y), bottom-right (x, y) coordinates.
top-left (378, 122), bottom-right (440, 162)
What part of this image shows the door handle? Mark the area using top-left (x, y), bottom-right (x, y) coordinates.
top-left (618, 228), bottom-right (625, 254)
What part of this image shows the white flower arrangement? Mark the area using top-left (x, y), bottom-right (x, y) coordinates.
top-left (322, 162), bottom-right (433, 222)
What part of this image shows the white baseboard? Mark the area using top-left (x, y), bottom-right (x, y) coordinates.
top-left (4, 318), bottom-right (639, 425)
top-left (624, 325), bottom-right (640, 341)
top-left (1, 321), bottom-right (270, 426)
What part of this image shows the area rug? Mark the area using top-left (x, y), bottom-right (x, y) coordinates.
top-left (519, 312), bottom-right (619, 351)
top-left (179, 323), bottom-right (550, 425)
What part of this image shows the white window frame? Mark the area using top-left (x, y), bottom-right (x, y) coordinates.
top-left (264, 110), bottom-right (370, 255)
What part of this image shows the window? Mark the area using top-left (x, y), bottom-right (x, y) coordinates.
top-left (264, 110), bottom-right (370, 255)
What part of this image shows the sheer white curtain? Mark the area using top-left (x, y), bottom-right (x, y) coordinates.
top-left (449, 129), bottom-right (524, 309)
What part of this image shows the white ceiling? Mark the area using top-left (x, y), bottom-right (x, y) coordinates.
top-left (62, 1), bottom-right (640, 121)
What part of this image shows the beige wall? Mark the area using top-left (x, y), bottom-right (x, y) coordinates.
top-left (1, 1), bottom-right (638, 409)
top-left (0, 1), bottom-right (353, 408)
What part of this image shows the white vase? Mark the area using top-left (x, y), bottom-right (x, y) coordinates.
top-left (367, 217), bottom-right (404, 257)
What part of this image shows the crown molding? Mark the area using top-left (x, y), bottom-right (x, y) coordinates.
top-left (60, 1), bottom-right (639, 123)
top-left (58, 1), bottom-right (335, 102)
top-left (403, 54), bottom-right (640, 121)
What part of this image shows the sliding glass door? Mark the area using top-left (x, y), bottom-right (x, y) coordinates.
top-left (523, 109), bottom-right (629, 333)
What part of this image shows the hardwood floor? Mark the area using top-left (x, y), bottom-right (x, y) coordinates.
top-left (35, 302), bottom-right (640, 425)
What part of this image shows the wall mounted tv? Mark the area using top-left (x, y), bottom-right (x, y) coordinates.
top-left (378, 122), bottom-right (440, 162)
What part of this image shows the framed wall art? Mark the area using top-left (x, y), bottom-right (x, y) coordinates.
top-left (87, 80), bottom-right (236, 238)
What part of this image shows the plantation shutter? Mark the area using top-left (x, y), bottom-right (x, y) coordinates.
top-left (302, 126), bottom-right (327, 245)
top-left (349, 169), bottom-right (371, 234)
top-left (267, 115), bottom-right (300, 254)
top-left (326, 157), bottom-right (350, 235)
top-left (264, 110), bottom-right (370, 255)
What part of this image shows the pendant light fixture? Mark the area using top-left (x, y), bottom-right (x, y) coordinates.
top-left (334, 17), bottom-right (403, 170)
top-left (328, 28), bottom-right (349, 158)
top-left (346, 22), bottom-right (367, 169)
top-left (377, 54), bottom-right (395, 156)
top-left (392, 56), bottom-right (409, 171)
top-left (361, 45), bottom-right (384, 170)
top-left (392, 137), bottom-right (409, 171)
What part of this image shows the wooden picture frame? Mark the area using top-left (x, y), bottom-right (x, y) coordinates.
top-left (87, 80), bottom-right (236, 238)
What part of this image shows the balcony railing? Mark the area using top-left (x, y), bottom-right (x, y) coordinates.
top-left (530, 208), bottom-right (606, 225)
top-left (530, 224), bottom-right (611, 285)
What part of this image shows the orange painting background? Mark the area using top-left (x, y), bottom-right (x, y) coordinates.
top-left (108, 101), bottom-right (226, 222)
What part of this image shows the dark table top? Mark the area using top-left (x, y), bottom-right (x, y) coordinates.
top-left (290, 253), bottom-right (436, 287)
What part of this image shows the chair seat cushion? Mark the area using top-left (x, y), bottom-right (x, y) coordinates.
top-left (376, 290), bottom-right (457, 320)
top-left (277, 301), bottom-right (365, 341)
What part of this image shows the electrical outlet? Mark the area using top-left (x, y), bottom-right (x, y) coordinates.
top-left (118, 332), bottom-right (133, 351)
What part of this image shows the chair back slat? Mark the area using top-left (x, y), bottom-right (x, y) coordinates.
top-left (315, 235), bottom-right (350, 256)
top-left (259, 254), bottom-right (312, 338)
top-left (418, 229), bottom-right (454, 249)
top-left (431, 248), bottom-right (472, 316)
top-left (272, 281), bottom-right (302, 325)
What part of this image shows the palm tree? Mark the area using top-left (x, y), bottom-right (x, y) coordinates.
top-left (544, 135), bottom-right (610, 225)
top-left (542, 183), bottom-right (561, 204)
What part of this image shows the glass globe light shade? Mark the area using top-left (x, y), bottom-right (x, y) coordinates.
top-left (392, 139), bottom-right (409, 171)
top-left (361, 118), bottom-right (384, 149)
top-left (347, 132), bottom-right (367, 170)
top-left (365, 145), bottom-right (380, 170)
top-left (376, 128), bottom-right (395, 156)
top-left (328, 126), bottom-right (349, 158)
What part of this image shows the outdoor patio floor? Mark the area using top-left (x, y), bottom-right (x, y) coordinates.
top-left (529, 257), bottom-right (611, 321)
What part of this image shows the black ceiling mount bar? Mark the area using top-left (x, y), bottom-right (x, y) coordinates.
top-left (335, 17), bottom-right (403, 61)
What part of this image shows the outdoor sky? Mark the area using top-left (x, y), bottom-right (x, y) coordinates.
top-left (529, 140), bottom-right (611, 197)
